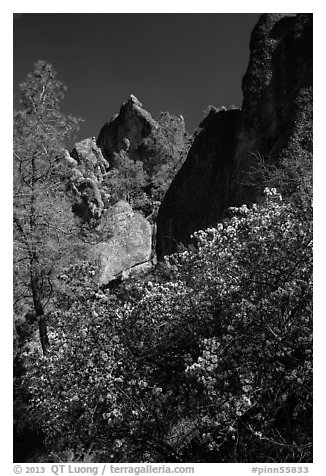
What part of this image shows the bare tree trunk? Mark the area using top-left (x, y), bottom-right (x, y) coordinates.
top-left (29, 151), bottom-right (50, 356)
top-left (31, 275), bottom-right (49, 355)
top-left (38, 315), bottom-right (49, 356)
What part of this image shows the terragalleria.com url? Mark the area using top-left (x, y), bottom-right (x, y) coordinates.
top-left (47, 464), bottom-right (195, 475)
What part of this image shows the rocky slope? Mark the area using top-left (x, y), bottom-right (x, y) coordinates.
top-left (156, 13), bottom-right (312, 258)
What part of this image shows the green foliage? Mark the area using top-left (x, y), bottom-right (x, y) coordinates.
top-left (21, 189), bottom-right (312, 462)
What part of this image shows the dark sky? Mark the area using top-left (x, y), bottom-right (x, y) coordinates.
top-left (13, 13), bottom-right (261, 141)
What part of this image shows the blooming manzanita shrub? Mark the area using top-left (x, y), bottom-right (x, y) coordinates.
top-left (165, 191), bottom-right (312, 461)
top-left (23, 189), bottom-right (312, 462)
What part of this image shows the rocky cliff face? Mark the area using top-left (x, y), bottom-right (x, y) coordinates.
top-left (230, 13), bottom-right (313, 205)
top-left (156, 107), bottom-right (240, 258)
top-left (97, 94), bottom-right (188, 175)
top-left (97, 95), bottom-right (158, 168)
top-left (157, 13), bottom-right (312, 258)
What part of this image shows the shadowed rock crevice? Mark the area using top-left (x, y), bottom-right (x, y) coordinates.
top-left (157, 107), bottom-right (240, 258)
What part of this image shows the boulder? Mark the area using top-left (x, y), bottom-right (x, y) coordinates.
top-left (89, 200), bottom-right (152, 285)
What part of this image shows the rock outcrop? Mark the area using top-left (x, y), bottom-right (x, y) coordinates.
top-left (63, 13), bottom-right (312, 277)
top-left (97, 94), bottom-right (158, 168)
top-left (63, 137), bottom-right (111, 222)
top-left (63, 97), bottom-right (190, 284)
top-left (89, 200), bottom-right (152, 285)
top-left (156, 107), bottom-right (240, 257)
top-left (230, 13), bottom-right (313, 205)
top-left (157, 13), bottom-right (312, 258)
top-left (97, 94), bottom-right (188, 175)
top-left (62, 140), bottom-right (154, 284)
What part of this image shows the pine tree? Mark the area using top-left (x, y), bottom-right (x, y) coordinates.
top-left (13, 60), bottom-right (82, 354)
